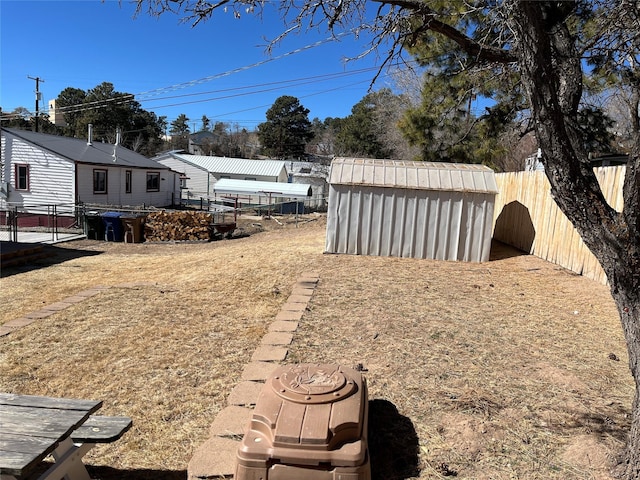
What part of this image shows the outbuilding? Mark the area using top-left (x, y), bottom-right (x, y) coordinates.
top-left (325, 157), bottom-right (498, 262)
top-left (152, 152), bottom-right (288, 202)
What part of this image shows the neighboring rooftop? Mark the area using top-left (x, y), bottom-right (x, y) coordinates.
top-left (213, 179), bottom-right (312, 199)
top-left (2, 128), bottom-right (168, 170)
top-left (159, 152), bottom-right (287, 177)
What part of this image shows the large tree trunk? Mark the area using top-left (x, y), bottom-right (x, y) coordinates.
top-left (514, 2), bottom-right (640, 478)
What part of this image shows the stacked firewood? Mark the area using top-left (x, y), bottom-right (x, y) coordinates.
top-left (144, 211), bottom-right (213, 242)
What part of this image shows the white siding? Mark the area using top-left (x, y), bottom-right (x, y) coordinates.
top-left (292, 174), bottom-right (328, 208)
top-left (76, 164), bottom-right (177, 207)
top-left (156, 156), bottom-right (211, 197)
top-left (1, 133), bottom-right (75, 213)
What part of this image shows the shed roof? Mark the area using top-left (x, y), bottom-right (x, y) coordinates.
top-left (2, 128), bottom-right (169, 170)
top-left (213, 179), bottom-right (312, 198)
top-left (171, 153), bottom-right (286, 177)
top-left (330, 157), bottom-right (498, 194)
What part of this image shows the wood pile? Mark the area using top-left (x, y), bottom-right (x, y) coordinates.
top-left (144, 211), bottom-right (213, 242)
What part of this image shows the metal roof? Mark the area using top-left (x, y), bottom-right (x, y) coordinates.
top-left (329, 157), bottom-right (498, 194)
top-left (172, 153), bottom-right (287, 177)
top-left (213, 179), bottom-right (312, 198)
top-left (2, 128), bottom-right (170, 170)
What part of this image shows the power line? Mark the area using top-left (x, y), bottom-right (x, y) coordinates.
top-left (201, 78), bottom-right (377, 125)
top-left (1, 64), bottom-right (390, 123)
top-left (2, 30), bottom-right (407, 124)
top-left (7, 30), bottom-right (360, 119)
top-left (139, 69), bottom-right (383, 112)
top-left (134, 30), bottom-right (355, 100)
top-left (140, 67), bottom-right (381, 104)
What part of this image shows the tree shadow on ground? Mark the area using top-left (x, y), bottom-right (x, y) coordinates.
top-left (562, 404), bottom-right (631, 443)
top-left (368, 398), bottom-right (421, 480)
top-left (0, 242), bottom-right (101, 278)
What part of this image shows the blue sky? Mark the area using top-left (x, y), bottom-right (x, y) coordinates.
top-left (1, 0), bottom-right (398, 131)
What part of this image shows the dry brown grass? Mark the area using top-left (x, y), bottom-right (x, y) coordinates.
top-left (0, 213), bottom-right (634, 479)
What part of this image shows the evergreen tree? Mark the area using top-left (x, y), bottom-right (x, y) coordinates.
top-left (336, 93), bottom-right (389, 158)
top-left (257, 96), bottom-right (314, 159)
top-left (201, 115), bottom-right (211, 132)
top-left (170, 114), bottom-right (190, 151)
top-left (55, 82), bottom-right (165, 156)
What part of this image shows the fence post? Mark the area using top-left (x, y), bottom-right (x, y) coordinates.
top-left (53, 204), bottom-right (59, 241)
top-left (11, 206), bottom-right (18, 242)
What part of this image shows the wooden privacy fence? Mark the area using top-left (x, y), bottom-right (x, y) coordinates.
top-left (492, 166), bottom-right (626, 285)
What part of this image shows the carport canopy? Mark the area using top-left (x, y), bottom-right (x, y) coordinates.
top-left (213, 179), bottom-right (312, 199)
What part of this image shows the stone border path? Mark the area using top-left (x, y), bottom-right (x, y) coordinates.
top-left (0, 283), bottom-right (157, 337)
top-left (187, 272), bottom-right (319, 480)
top-left (0, 275), bottom-right (320, 479)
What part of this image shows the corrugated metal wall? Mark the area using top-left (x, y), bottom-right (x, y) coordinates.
top-left (325, 158), bottom-right (497, 262)
top-left (325, 185), bottom-right (495, 262)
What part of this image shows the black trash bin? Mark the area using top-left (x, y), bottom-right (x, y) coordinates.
top-left (102, 212), bottom-right (124, 242)
top-left (85, 211), bottom-right (105, 240)
top-left (121, 214), bottom-right (146, 243)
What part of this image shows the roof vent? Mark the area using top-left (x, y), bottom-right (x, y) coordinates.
top-left (87, 124), bottom-right (93, 146)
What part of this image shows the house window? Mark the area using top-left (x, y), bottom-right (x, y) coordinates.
top-left (15, 164), bottom-right (29, 190)
top-left (93, 169), bottom-right (107, 194)
top-left (125, 170), bottom-right (132, 194)
top-left (146, 172), bottom-right (160, 192)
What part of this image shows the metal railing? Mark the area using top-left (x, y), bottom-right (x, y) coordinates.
top-left (0, 203), bottom-right (82, 243)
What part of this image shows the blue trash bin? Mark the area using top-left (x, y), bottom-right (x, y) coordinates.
top-left (102, 212), bottom-right (124, 241)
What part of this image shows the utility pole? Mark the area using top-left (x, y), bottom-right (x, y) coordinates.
top-left (27, 75), bottom-right (44, 132)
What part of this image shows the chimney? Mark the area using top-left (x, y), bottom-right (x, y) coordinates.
top-left (112, 127), bottom-right (120, 162)
top-left (87, 124), bottom-right (93, 145)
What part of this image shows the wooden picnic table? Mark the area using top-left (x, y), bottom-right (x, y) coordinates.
top-left (0, 392), bottom-right (130, 480)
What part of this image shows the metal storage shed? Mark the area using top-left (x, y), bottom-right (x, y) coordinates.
top-left (325, 158), bottom-right (498, 262)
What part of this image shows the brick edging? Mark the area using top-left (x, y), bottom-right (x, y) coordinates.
top-left (187, 272), bottom-right (320, 480)
top-left (0, 283), bottom-right (156, 337)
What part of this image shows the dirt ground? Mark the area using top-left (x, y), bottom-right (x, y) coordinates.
top-left (0, 213), bottom-right (634, 479)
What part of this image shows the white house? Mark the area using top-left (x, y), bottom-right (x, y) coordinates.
top-left (1, 127), bottom-right (180, 225)
top-left (153, 152), bottom-right (288, 202)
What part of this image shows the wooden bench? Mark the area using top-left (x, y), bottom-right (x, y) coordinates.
top-left (71, 415), bottom-right (132, 444)
top-left (0, 393), bottom-right (132, 480)
top-left (41, 416), bottom-right (133, 480)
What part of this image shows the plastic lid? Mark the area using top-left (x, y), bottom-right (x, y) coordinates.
top-left (271, 364), bottom-right (357, 405)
